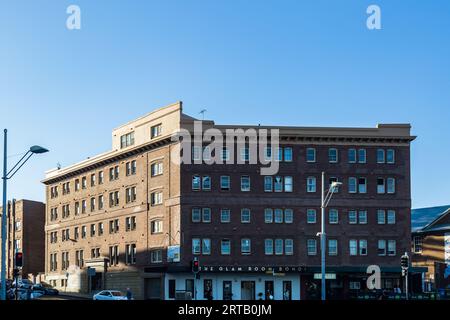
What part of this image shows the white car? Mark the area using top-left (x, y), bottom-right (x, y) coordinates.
top-left (93, 290), bottom-right (128, 300)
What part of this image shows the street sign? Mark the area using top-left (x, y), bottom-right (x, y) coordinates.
top-left (314, 273), bottom-right (336, 280)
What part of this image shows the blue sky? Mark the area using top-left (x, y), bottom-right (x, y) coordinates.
top-left (0, 0), bottom-right (449, 208)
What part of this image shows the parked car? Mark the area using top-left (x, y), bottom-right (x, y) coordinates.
top-left (8, 287), bottom-right (43, 300)
top-left (32, 283), bottom-right (59, 296)
top-left (12, 279), bottom-right (34, 289)
top-left (93, 290), bottom-right (128, 300)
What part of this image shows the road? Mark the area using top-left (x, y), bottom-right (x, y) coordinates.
top-left (37, 294), bottom-right (90, 300)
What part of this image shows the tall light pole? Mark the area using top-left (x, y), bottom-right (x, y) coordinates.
top-left (1, 129), bottom-right (48, 300)
top-left (318, 172), bottom-right (342, 301)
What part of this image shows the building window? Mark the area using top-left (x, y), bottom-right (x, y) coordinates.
top-left (192, 175), bottom-right (201, 190)
top-left (109, 219), bottom-right (119, 234)
top-left (377, 149), bottom-right (385, 164)
top-left (109, 245), bottom-right (119, 266)
top-left (241, 208), bottom-right (251, 223)
top-left (377, 178), bottom-right (385, 194)
top-left (75, 250), bottom-right (84, 268)
top-left (387, 240), bottom-right (396, 256)
top-left (151, 124), bottom-right (162, 138)
top-left (264, 147), bottom-right (272, 161)
top-left (202, 146), bottom-right (211, 161)
top-left (348, 149), bottom-right (357, 163)
top-left (413, 236), bottom-right (423, 253)
top-left (98, 171), bottom-right (104, 184)
top-left (348, 177), bottom-right (357, 193)
top-left (358, 149), bottom-right (366, 163)
top-left (307, 177), bottom-right (316, 193)
top-left (221, 239), bottom-right (231, 255)
top-left (109, 166), bottom-right (119, 181)
top-left (151, 162), bottom-right (163, 176)
top-left (202, 176), bottom-right (211, 190)
top-left (329, 209), bottom-right (339, 224)
top-left (81, 200), bottom-right (87, 214)
top-left (264, 176), bottom-right (273, 192)
top-left (202, 208), bottom-right (211, 223)
top-left (98, 222), bottom-right (104, 236)
top-left (109, 191), bottom-right (120, 207)
top-left (241, 176), bottom-right (251, 192)
top-left (125, 216), bottom-right (137, 231)
top-left (98, 195), bottom-right (104, 210)
top-left (220, 176), bottom-right (230, 190)
top-left (74, 179), bottom-right (80, 191)
top-left (90, 224), bottom-right (96, 237)
top-left (221, 147), bottom-right (230, 162)
top-left (349, 282), bottom-right (361, 290)
top-left (274, 176), bottom-right (283, 192)
top-left (387, 210), bottom-right (396, 224)
top-left (151, 250), bottom-right (162, 263)
top-left (349, 240), bottom-right (358, 256)
top-left (275, 239), bottom-right (283, 255)
top-left (359, 240), bottom-right (368, 255)
top-left (81, 176), bottom-right (87, 189)
top-left (90, 197), bottom-right (96, 212)
top-left (377, 210), bottom-right (386, 224)
top-left (306, 148), bottom-right (316, 163)
top-left (192, 146), bottom-right (201, 161)
top-left (274, 209), bottom-right (283, 223)
top-left (125, 244), bottom-right (137, 265)
top-left (126, 160), bottom-right (137, 176)
top-left (387, 149), bottom-right (395, 164)
top-left (284, 176), bottom-right (293, 192)
top-left (264, 208), bottom-right (273, 223)
top-left (120, 132), bottom-right (135, 148)
top-left (265, 239), bottom-right (273, 255)
top-left (387, 178), bottom-right (396, 194)
top-left (126, 186), bottom-right (137, 203)
top-left (307, 209), bottom-right (317, 224)
top-left (240, 147), bottom-right (250, 162)
top-left (358, 178), bottom-right (367, 194)
top-left (285, 239), bottom-right (294, 255)
top-left (358, 211), bottom-right (367, 224)
top-left (90, 174), bottom-right (96, 187)
top-left (150, 191), bottom-right (163, 206)
top-left (220, 209), bottom-right (230, 223)
top-left (348, 210), bottom-right (357, 224)
top-left (284, 147), bottom-right (293, 162)
top-left (284, 209), bottom-right (293, 223)
top-left (202, 239), bottom-right (211, 255)
top-left (328, 239), bottom-right (338, 256)
top-left (191, 208), bottom-right (201, 223)
top-left (378, 240), bottom-right (386, 256)
top-left (151, 220), bottom-right (163, 234)
top-left (81, 225), bottom-right (87, 239)
top-left (241, 238), bottom-right (251, 255)
top-left (307, 239), bottom-right (317, 256)
top-left (192, 238), bottom-right (201, 255)
top-left (328, 148), bottom-right (338, 163)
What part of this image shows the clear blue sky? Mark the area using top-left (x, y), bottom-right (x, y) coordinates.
top-left (0, 0), bottom-right (449, 208)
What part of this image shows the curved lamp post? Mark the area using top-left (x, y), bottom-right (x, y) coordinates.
top-left (1, 129), bottom-right (49, 300)
top-left (318, 172), bottom-right (342, 301)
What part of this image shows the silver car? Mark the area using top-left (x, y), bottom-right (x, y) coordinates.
top-left (93, 290), bottom-right (128, 300)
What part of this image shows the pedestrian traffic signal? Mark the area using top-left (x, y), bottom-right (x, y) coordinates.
top-left (402, 268), bottom-right (408, 277)
top-left (192, 257), bottom-right (200, 274)
top-left (13, 268), bottom-right (20, 277)
top-left (15, 252), bottom-right (23, 268)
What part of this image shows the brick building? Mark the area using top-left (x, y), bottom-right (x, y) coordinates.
top-left (0, 199), bottom-right (46, 280)
top-left (42, 101), bottom-right (418, 299)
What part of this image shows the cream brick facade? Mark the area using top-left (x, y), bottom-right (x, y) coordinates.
top-left (43, 102), bottom-right (183, 299)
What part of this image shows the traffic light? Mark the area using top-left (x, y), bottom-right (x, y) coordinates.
top-left (400, 254), bottom-right (409, 269)
top-left (15, 252), bottom-right (23, 268)
top-left (13, 268), bottom-right (20, 278)
top-left (192, 257), bottom-right (200, 274)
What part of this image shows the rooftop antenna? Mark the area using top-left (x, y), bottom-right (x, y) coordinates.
top-left (199, 109), bottom-right (207, 120)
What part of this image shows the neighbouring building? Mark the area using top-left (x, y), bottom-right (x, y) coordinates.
top-left (0, 199), bottom-right (46, 280)
top-left (42, 101), bottom-right (420, 300)
top-left (411, 205), bottom-right (450, 293)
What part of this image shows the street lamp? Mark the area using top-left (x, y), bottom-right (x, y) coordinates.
top-left (1, 129), bottom-right (49, 300)
top-left (317, 172), bottom-right (342, 301)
